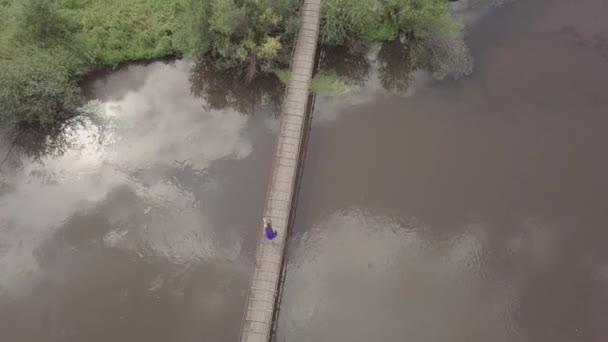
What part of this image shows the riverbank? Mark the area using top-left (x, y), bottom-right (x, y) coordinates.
top-left (0, 0), bottom-right (184, 124)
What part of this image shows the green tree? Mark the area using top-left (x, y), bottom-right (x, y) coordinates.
top-left (176, 0), bottom-right (299, 78)
top-left (378, 0), bottom-right (472, 78)
top-left (174, 0), bottom-right (212, 60)
top-left (0, 48), bottom-right (83, 124)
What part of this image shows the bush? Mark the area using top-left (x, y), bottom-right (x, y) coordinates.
top-left (176, 0), bottom-right (300, 76)
top-left (0, 48), bottom-right (83, 124)
top-left (415, 18), bottom-right (472, 79)
top-left (365, 22), bottom-right (399, 42)
top-left (318, 0), bottom-right (471, 78)
top-left (311, 71), bottom-right (359, 94)
top-left (16, 0), bottom-right (72, 46)
top-left (379, 0), bottom-right (472, 78)
top-left (0, 2), bottom-right (16, 59)
top-left (273, 69), bottom-right (359, 95)
top-left (0, 0), bottom-right (87, 125)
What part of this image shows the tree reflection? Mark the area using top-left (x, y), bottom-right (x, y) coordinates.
top-left (189, 61), bottom-right (284, 116)
top-left (11, 118), bottom-right (92, 161)
top-left (376, 39), bottom-right (414, 94)
top-left (318, 46), bottom-right (371, 85)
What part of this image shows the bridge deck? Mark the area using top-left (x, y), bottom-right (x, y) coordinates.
top-left (239, 0), bottom-right (321, 341)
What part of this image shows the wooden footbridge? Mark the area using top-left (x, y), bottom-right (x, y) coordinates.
top-left (239, 0), bottom-right (321, 341)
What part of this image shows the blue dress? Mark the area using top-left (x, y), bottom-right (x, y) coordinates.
top-left (265, 227), bottom-right (278, 240)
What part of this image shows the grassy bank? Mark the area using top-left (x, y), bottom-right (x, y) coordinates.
top-left (1, 0), bottom-right (468, 124)
top-left (0, 0), bottom-right (184, 124)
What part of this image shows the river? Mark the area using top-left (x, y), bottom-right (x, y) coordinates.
top-left (278, 0), bottom-right (608, 341)
top-left (1, 0), bottom-right (607, 341)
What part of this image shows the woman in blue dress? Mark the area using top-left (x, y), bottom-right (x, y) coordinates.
top-left (263, 218), bottom-right (278, 240)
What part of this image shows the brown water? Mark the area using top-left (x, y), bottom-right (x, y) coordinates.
top-left (0, 60), bottom-right (281, 342)
top-left (277, 0), bottom-right (608, 341)
top-left (1, 0), bottom-right (607, 341)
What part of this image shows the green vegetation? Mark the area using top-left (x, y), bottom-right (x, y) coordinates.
top-left (0, 0), bottom-right (469, 124)
top-left (311, 71), bottom-right (359, 94)
top-left (275, 69), bottom-right (359, 95)
top-left (0, 0), bottom-right (184, 124)
top-left (0, 47), bottom-right (82, 124)
top-left (320, 0), bottom-right (471, 78)
top-left (175, 0), bottom-right (300, 79)
top-left (1, 1), bottom-right (84, 124)
top-left (66, 0), bottom-right (181, 66)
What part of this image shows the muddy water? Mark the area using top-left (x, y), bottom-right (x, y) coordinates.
top-left (0, 61), bottom-right (282, 341)
top-left (277, 0), bottom-right (608, 341)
